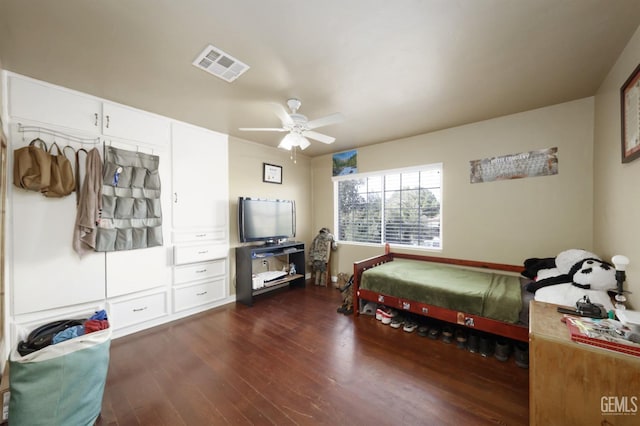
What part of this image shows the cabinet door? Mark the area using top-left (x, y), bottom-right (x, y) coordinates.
top-left (171, 122), bottom-right (228, 232)
top-left (106, 246), bottom-right (172, 298)
top-left (102, 102), bottom-right (170, 147)
top-left (105, 141), bottom-right (172, 298)
top-left (7, 74), bottom-right (102, 133)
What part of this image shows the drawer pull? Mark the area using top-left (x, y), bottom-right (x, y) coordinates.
top-left (196, 291), bottom-right (208, 296)
top-left (132, 306), bottom-right (148, 312)
top-left (195, 233), bottom-right (207, 238)
top-left (94, 112), bottom-right (98, 126)
top-left (197, 250), bottom-right (209, 254)
top-left (196, 269), bottom-right (207, 273)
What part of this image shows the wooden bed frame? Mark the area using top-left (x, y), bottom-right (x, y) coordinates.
top-left (353, 245), bottom-right (529, 342)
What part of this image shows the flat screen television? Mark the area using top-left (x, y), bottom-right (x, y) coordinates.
top-left (238, 197), bottom-right (296, 244)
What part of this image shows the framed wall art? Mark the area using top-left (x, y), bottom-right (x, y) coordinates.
top-left (621, 63), bottom-right (640, 163)
top-left (263, 162), bottom-right (282, 184)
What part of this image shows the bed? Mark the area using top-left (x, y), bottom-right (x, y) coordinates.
top-left (353, 245), bottom-right (532, 342)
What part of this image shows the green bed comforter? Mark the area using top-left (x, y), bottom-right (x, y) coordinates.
top-left (360, 259), bottom-right (523, 323)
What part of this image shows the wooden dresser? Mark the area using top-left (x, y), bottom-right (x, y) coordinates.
top-left (529, 300), bottom-right (640, 425)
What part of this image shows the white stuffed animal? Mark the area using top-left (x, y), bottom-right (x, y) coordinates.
top-left (524, 249), bottom-right (616, 311)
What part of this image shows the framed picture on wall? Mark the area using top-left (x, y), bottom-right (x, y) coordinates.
top-left (263, 162), bottom-right (282, 184)
top-left (620, 63), bottom-right (640, 163)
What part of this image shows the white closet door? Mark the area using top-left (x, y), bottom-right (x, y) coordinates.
top-left (104, 141), bottom-right (172, 298)
top-left (171, 122), bottom-right (228, 232)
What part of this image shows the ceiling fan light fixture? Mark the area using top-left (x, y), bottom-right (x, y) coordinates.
top-left (278, 132), bottom-right (310, 151)
top-left (299, 136), bottom-right (311, 150)
top-left (278, 133), bottom-right (294, 150)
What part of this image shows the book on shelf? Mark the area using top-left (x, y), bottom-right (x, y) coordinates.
top-left (563, 315), bottom-right (640, 357)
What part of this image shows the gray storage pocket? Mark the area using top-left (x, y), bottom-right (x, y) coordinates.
top-left (115, 197), bottom-right (134, 219)
top-left (95, 228), bottom-right (117, 252)
top-left (115, 228), bottom-right (133, 251)
top-left (132, 227), bottom-right (147, 250)
top-left (115, 166), bottom-right (133, 188)
top-left (144, 170), bottom-right (161, 190)
top-left (146, 198), bottom-right (162, 218)
top-left (101, 195), bottom-right (116, 219)
top-left (131, 167), bottom-right (147, 188)
top-left (147, 226), bottom-right (163, 247)
top-left (103, 163), bottom-right (132, 188)
top-left (133, 198), bottom-right (148, 219)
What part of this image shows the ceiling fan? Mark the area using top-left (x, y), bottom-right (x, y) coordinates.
top-left (239, 98), bottom-right (344, 150)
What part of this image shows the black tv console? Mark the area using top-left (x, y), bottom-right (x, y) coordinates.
top-left (235, 241), bottom-right (306, 306)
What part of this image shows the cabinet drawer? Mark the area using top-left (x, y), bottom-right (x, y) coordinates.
top-left (172, 229), bottom-right (226, 244)
top-left (108, 292), bottom-right (168, 330)
top-left (173, 278), bottom-right (226, 312)
top-left (173, 259), bottom-right (226, 285)
top-left (174, 244), bottom-right (227, 265)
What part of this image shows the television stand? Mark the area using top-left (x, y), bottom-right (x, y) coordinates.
top-left (235, 241), bottom-right (306, 306)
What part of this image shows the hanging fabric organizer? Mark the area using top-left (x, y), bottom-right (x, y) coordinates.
top-left (96, 146), bottom-right (163, 252)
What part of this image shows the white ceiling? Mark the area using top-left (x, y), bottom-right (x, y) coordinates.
top-left (1, 0), bottom-right (640, 157)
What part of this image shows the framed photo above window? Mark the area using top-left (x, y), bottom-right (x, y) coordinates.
top-left (263, 163), bottom-right (282, 184)
top-left (621, 63), bottom-right (640, 163)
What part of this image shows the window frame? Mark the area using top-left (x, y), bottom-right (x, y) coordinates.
top-left (332, 163), bottom-right (443, 250)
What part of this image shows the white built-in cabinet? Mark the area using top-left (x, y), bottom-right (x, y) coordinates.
top-left (170, 122), bottom-right (229, 314)
top-left (3, 72), bottom-right (230, 349)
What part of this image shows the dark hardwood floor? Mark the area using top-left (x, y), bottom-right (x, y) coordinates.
top-left (98, 285), bottom-right (529, 425)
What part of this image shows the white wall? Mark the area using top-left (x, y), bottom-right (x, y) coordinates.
top-left (312, 98), bottom-right (595, 275)
top-left (594, 25), bottom-right (640, 309)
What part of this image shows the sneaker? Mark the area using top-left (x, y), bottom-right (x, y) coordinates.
top-left (441, 326), bottom-right (453, 344)
top-left (495, 338), bottom-right (512, 362)
top-left (428, 326), bottom-right (441, 340)
top-left (479, 335), bottom-right (495, 357)
top-left (361, 302), bottom-right (377, 316)
top-left (514, 342), bottom-right (529, 369)
top-left (380, 309), bottom-right (398, 325)
top-left (467, 331), bottom-right (480, 353)
top-left (403, 320), bottom-right (418, 333)
top-left (417, 325), bottom-right (429, 337)
top-left (376, 306), bottom-right (395, 321)
top-left (390, 315), bottom-right (405, 329)
top-left (455, 329), bottom-right (468, 349)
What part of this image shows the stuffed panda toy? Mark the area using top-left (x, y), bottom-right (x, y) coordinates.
top-left (523, 249), bottom-right (616, 311)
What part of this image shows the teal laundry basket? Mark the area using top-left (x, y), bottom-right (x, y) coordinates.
top-left (9, 326), bottom-right (111, 426)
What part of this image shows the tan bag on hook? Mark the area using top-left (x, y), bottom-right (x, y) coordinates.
top-left (44, 142), bottom-right (75, 198)
top-left (13, 138), bottom-right (51, 193)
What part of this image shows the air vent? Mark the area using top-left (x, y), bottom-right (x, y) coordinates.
top-left (192, 44), bottom-right (250, 83)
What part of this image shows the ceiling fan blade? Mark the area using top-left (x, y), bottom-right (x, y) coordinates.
top-left (306, 112), bottom-right (344, 130)
top-left (238, 127), bottom-right (287, 132)
top-left (270, 102), bottom-right (294, 126)
top-left (303, 130), bottom-right (336, 144)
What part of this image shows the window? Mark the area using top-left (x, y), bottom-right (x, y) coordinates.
top-left (334, 164), bottom-right (442, 249)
